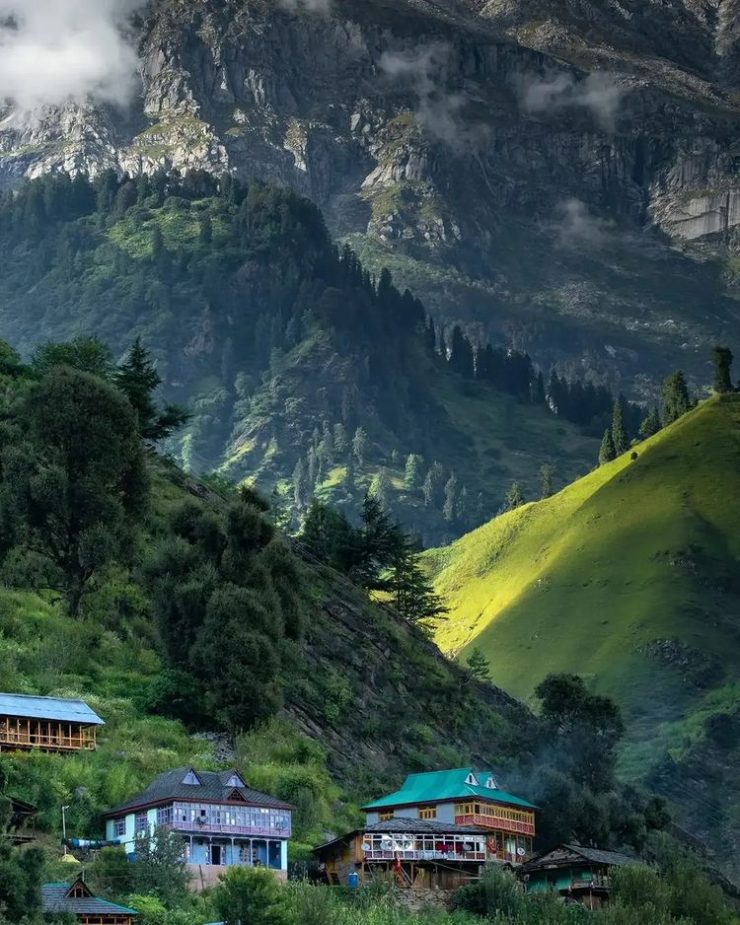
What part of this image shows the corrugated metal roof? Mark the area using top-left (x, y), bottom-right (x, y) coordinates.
top-left (0, 693), bottom-right (104, 725)
top-left (104, 767), bottom-right (292, 817)
top-left (362, 768), bottom-right (536, 811)
top-left (42, 883), bottom-right (137, 916)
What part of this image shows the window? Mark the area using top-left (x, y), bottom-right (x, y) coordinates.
top-left (113, 818), bottom-right (126, 837)
top-left (156, 806), bottom-right (173, 826)
top-left (418, 806), bottom-right (437, 819)
top-left (379, 811), bottom-right (394, 821)
top-left (135, 812), bottom-right (148, 834)
top-left (485, 775), bottom-right (498, 790)
top-left (464, 772), bottom-right (479, 786)
top-left (226, 772), bottom-right (246, 788)
top-left (181, 770), bottom-right (201, 786)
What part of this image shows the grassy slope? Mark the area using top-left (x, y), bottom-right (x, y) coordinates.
top-left (0, 458), bottom-right (530, 861)
top-left (427, 394), bottom-right (740, 874)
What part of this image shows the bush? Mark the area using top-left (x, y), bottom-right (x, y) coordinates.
top-left (212, 867), bottom-right (294, 925)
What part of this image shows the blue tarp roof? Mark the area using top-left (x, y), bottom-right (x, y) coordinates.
top-left (0, 693), bottom-right (104, 725)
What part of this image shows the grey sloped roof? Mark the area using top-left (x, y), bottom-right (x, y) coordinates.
top-left (565, 844), bottom-right (635, 866)
top-left (42, 883), bottom-right (137, 917)
top-left (524, 843), bottom-right (635, 872)
top-left (104, 767), bottom-right (292, 817)
top-left (0, 692), bottom-right (104, 725)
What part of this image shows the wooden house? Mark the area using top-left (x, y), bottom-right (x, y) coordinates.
top-left (41, 878), bottom-right (137, 924)
top-left (1, 794), bottom-right (37, 844)
top-left (522, 844), bottom-right (635, 909)
top-left (0, 693), bottom-right (104, 753)
top-left (314, 767), bottom-right (537, 889)
top-left (103, 767), bottom-right (293, 891)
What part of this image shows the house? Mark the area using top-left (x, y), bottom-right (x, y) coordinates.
top-left (522, 844), bottom-right (635, 909)
top-left (0, 693), bottom-right (104, 753)
top-left (103, 767), bottom-right (293, 891)
top-left (314, 767), bottom-right (536, 889)
top-left (41, 877), bottom-right (137, 924)
top-left (1, 794), bottom-right (38, 844)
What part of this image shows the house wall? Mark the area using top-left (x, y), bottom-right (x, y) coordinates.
top-left (527, 866), bottom-right (599, 893)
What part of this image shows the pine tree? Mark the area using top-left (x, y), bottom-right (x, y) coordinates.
top-left (639, 407), bottom-right (661, 439)
top-left (352, 426), bottom-right (368, 467)
top-left (661, 370), bottom-right (692, 425)
top-left (443, 472), bottom-right (459, 523)
top-left (467, 648), bottom-right (491, 682)
top-left (599, 428), bottom-right (616, 465)
top-left (505, 481), bottom-right (525, 511)
top-left (370, 468), bottom-right (392, 511)
top-left (611, 395), bottom-right (629, 455)
top-left (540, 463), bottom-right (555, 499)
top-left (404, 453), bottom-right (425, 491)
top-left (712, 346), bottom-right (734, 394)
top-left (422, 462), bottom-right (446, 508)
top-left (292, 459), bottom-right (307, 509)
top-left (115, 338), bottom-right (188, 441)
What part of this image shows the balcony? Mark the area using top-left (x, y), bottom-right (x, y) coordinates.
top-left (363, 848), bottom-right (485, 863)
top-left (171, 818), bottom-right (291, 839)
top-left (454, 814), bottom-right (535, 837)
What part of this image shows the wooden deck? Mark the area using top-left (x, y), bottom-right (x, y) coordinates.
top-left (0, 716), bottom-right (97, 752)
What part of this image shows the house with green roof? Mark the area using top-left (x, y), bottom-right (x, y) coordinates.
top-left (314, 768), bottom-right (536, 890)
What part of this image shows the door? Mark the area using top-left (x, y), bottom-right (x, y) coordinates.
top-left (210, 844), bottom-right (222, 866)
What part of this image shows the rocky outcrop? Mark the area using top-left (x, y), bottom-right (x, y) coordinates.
top-left (0, 0), bottom-right (738, 388)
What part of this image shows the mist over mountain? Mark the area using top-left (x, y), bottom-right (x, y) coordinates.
top-left (0, 0), bottom-right (738, 397)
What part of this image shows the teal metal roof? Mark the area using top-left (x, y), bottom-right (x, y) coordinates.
top-left (362, 768), bottom-right (537, 811)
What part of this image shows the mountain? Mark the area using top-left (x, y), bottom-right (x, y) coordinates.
top-left (1, 0), bottom-right (738, 395)
top-left (0, 171), bottom-right (600, 544)
top-left (427, 393), bottom-right (740, 881)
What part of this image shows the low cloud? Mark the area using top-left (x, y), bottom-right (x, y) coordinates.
top-left (278, 0), bottom-right (333, 13)
top-left (0, 0), bottom-right (144, 121)
top-left (379, 44), bottom-right (485, 151)
top-left (551, 199), bottom-right (615, 248)
top-left (521, 71), bottom-right (623, 132)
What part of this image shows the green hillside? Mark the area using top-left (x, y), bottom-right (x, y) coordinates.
top-left (428, 394), bottom-right (740, 879)
top-left (0, 172), bottom-right (601, 545)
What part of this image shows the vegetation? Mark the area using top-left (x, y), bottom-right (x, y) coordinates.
top-left (0, 172), bottom-right (605, 544)
top-left (427, 394), bottom-right (740, 882)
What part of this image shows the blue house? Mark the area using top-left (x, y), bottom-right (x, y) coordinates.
top-left (103, 767), bottom-right (292, 890)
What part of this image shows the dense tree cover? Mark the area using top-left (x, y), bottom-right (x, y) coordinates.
top-left (0, 171), bottom-right (603, 545)
top-left (712, 346), bottom-right (735, 394)
top-left (143, 490), bottom-right (305, 730)
top-left (300, 494), bottom-right (446, 628)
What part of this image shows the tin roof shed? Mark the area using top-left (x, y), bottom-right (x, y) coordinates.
top-left (0, 693), bottom-right (104, 725)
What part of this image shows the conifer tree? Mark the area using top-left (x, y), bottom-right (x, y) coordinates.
top-left (115, 338), bottom-right (188, 442)
top-left (370, 468), bottom-right (392, 511)
top-left (712, 346), bottom-right (734, 394)
top-left (599, 428), bottom-right (616, 465)
top-left (660, 370), bottom-right (692, 425)
top-left (540, 463), bottom-right (555, 499)
top-left (404, 453), bottom-right (425, 491)
top-left (352, 426), bottom-right (368, 467)
top-left (639, 407), bottom-right (661, 439)
top-left (467, 648), bottom-right (491, 682)
top-left (292, 459), bottom-right (307, 509)
top-left (611, 395), bottom-right (629, 455)
top-left (443, 472), bottom-right (459, 523)
top-left (505, 481), bottom-right (525, 511)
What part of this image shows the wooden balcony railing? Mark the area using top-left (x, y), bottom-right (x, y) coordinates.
top-left (171, 819), bottom-right (292, 838)
top-left (0, 718), bottom-right (97, 752)
top-left (454, 814), bottom-right (535, 837)
top-left (363, 849), bottom-right (486, 863)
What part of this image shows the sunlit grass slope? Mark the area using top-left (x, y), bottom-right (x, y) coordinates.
top-left (428, 394), bottom-right (740, 774)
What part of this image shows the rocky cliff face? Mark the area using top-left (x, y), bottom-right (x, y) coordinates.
top-left (1, 0), bottom-right (738, 391)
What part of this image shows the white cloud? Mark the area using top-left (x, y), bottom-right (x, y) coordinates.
top-left (552, 198), bottom-right (615, 247)
top-left (379, 44), bottom-right (485, 151)
top-left (521, 71), bottom-right (623, 132)
top-left (278, 0), bottom-right (332, 13)
top-left (0, 0), bottom-right (144, 119)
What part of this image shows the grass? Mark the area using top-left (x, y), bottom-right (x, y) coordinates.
top-left (426, 395), bottom-right (740, 878)
top-left (428, 394), bottom-right (740, 747)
